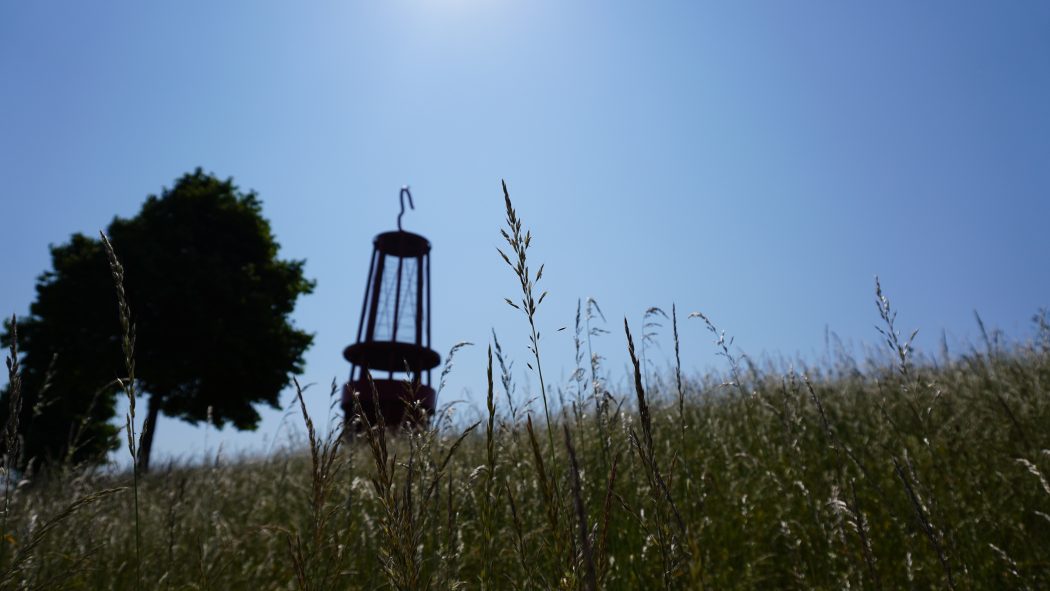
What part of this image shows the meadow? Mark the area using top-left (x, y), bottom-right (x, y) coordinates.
top-left (1, 193), bottom-right (1048, 589)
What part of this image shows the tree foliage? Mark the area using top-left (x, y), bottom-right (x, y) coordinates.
top-left (1, 169), bottom-right (314, 470)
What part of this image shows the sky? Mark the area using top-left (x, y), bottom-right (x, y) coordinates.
top-left (2, 1), bottom-right (1049, 463)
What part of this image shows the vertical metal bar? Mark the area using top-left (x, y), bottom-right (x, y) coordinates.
top-left (391, 256), bottom-right (404, 342)
top-left (425, 252), bottom-right (431, 348)
top-left (365, 250), bottom-right (386, 343)
top-left (426, 252), bottom-right (432, 386)
top-left (415, 254), bottom-right (425, 386)
top-left (415, 255), bottom-right (423, 347)
top-left (356, 247), bottom-right (378, 344)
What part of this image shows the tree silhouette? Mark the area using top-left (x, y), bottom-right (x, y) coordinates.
top-left (1, 169), bottom-right (314, 471)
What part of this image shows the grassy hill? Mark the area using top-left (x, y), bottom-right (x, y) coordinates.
top-left (2, 302), bottom-right (1048, 589)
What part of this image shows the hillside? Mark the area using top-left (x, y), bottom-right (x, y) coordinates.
top-left (2, 305), bottom-right (1048, 589)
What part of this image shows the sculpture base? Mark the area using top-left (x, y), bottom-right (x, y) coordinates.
top-left (342, 379), bottom-right (436, 430)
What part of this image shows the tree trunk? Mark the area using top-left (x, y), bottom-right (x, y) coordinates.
top-left (137, 394), bottom-right (161, 473)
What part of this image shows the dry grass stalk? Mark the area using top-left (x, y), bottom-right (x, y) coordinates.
top-left (498, 180), bottom-right (555, 462)
top-left (99, 230), bottom-right (143, 585)
top-left (893, 453), bottom-right (956, 590)
top-left (1, 316), bottom-right (22, 571)
top-left (563, 424), bottom-right (597, 591)
top-left (624, 317), bottom-right (688, 588)
top-left (596, 450), bottom-right (621, 582)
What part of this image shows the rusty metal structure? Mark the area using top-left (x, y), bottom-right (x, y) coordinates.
top-left (342, 187), bottom-right (439, 428)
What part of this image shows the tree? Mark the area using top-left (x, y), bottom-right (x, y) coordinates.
top-left (1, 169), bottom-right (314, 471)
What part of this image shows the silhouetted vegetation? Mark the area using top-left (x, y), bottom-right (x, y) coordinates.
top-left (0, 169), bottom-right (314, 472)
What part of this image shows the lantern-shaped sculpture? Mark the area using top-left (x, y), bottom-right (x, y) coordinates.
top-left (342, 188), bottom-right (440, 428)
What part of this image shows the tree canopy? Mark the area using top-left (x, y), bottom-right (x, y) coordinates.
top-left (1, 169), bottom-right (314, 471)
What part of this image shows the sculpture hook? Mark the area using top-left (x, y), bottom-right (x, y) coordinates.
top-left (398, 186), bottom-right (414, 231)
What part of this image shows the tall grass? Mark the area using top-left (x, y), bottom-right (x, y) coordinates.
top-left (0, 188), bottom-right (1048, 589)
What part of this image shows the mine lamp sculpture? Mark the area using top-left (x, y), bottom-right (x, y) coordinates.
top-left (342, 187), bottom-right (440, 429)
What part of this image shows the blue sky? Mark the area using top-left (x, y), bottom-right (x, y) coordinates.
top-left (2, 1), bottom-right (1049, 462)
